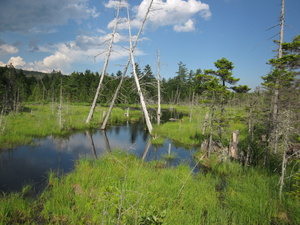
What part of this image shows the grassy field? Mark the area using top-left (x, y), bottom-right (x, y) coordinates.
top-left (0, 151), bottom-right (299, 224)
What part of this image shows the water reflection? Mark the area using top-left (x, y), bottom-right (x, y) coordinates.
top-left (0, 123), bottom-right (196, 194)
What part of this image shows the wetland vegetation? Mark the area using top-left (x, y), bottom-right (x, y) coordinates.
top-left (0, 102), bottom-right (299, 224)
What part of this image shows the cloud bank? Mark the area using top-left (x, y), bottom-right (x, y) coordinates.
top-left (2, 33), bottom-right (133, 73)
top-left (106, 0), bottom-right (211, 32)
top-left (0, 0), bottom-right (99, 33)
top-left (1, 0), bottom-right (211, 73)
top-left (0, 39), bottom-right (19, 57)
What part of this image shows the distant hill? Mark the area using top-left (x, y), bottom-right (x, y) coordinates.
top-left (20, 70), bottom-right (48, 78)
top-left (16, 69), bottom-right (66, 79)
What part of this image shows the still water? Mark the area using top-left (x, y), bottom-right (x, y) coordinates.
top-left (0, 122), bottom-right (196, 194)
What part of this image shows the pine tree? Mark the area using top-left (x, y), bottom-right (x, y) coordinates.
top-left (205, 57), bottom-right (239, 87)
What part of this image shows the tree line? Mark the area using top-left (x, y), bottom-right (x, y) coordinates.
top-left (0, 57), bottom-right (250, 113)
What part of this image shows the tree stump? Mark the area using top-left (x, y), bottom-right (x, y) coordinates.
top-left (229, 130), bottom-right (239, 160)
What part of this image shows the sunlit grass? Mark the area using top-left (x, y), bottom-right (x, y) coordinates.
top-left (1, 152), bottom-right (299, 224)
top-left (153, 105), bottom-right (248, 147)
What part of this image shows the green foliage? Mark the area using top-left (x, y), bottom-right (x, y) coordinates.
top-left (205, 57), bottom-right (240, 87)
top-left (272, 34), bottom-right (300, 70)
top-left (261, 68), bottom-right (295, 89)
top-left (231, 85), bottom-right (251, 93)
top-left (290, 171), bottom-right (300, 200)
top-left (262, 34), bottom-right (300, 89)
top-left (138, 205), bottom-right (166, 224)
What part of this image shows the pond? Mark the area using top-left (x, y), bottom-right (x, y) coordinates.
top-left (0, 120), bottom-right (198, 194)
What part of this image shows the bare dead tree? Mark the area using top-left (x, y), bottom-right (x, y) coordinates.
top-left (270, 0), bottom-right (285, 153)
top-left (101, 0), bottom-right (154, 132)
top-left (127, 1), bottom-right (154, 133)
top-left (278, 108), bottom-right (291, 201)
top-left (86, 0), bottom-right (122, 124)
top-left (58, 78), bottom-right (63, 129)
top-left (157, 49), bottom-right (162, 125)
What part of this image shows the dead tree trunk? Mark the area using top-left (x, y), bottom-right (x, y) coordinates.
top-left (229, 130), bottom-right (239, 160)
top-left (278, 108), bottom-right (292, 201)
top-left (86, 1), bottom-right (121, 124)
top-left (157, 50), bottom-right (162, 125)
top-left (58, 78), bottom-right (63, 129)
top-left (271, 0), bottom-right (285, 153)
top-left (101, 0), bottom-right (154, 130)
top-left (208, 105), bottom-right (215, 158)
top-left (202, 111), bottom-right (209, 135)
top-left (246, 107), bottom-right (253, 165)
top-left (127, 0), bottom-right (153, 133)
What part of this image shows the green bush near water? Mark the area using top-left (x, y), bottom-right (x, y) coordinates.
top-left (0, 151), bottom-right (299, 224)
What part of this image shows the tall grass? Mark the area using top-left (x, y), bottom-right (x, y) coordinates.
top-left (153, 105), bottom-right (247, 147)
top-left (1, 152), bottom-right (299, 224)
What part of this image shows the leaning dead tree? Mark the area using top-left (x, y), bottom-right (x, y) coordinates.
top-left (157, 49), bottom-right (162, 125)
top-left (86, 0), bottom-right (122, 124)
top-left (127, 1), bottom-right (153, 133)
top-left (101, 0), bottom-right (154, 133)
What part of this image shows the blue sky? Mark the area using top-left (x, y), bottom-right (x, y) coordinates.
top-left (0, 0), bottom-right (299, 89)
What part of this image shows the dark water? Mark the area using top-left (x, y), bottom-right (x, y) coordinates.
top-left (0, 122), bottom-right (196, 194)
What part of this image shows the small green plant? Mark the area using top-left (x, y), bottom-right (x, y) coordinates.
top-left (161, 152), bottom-right (177, 160)
top-left (290, 171), bottom-right (300, 200)
top-left (138, 206), bottom-right (166, 225)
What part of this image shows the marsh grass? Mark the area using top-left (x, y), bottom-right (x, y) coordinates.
top-left (161, 152), bottom-right (178, 160)
top-left (1, 152), bottom-right (299, 224)
top-left (153, 105), bottom-right (247, 147)
top-left (0, 104), bottom-right (142, 148)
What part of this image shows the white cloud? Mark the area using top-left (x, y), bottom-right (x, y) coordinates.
top-left (174, 19), bottom-right (195, 32)
top-left (105, 0), bottom-right (128, 8)
top-left (7, 56), bottom-right (26, 67)
top-left (112, 0), bottom-right (211, 32)
top-left (107, 17), bottom-right (129, 30)
top-left (2, 32), bottom-right (137, 73)
top-left (0, 0), bottom-right (100, 33)
top-left (96, 28), bottom-right (107, 34)
top-left (0, 43), bottom-right (19, 56)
